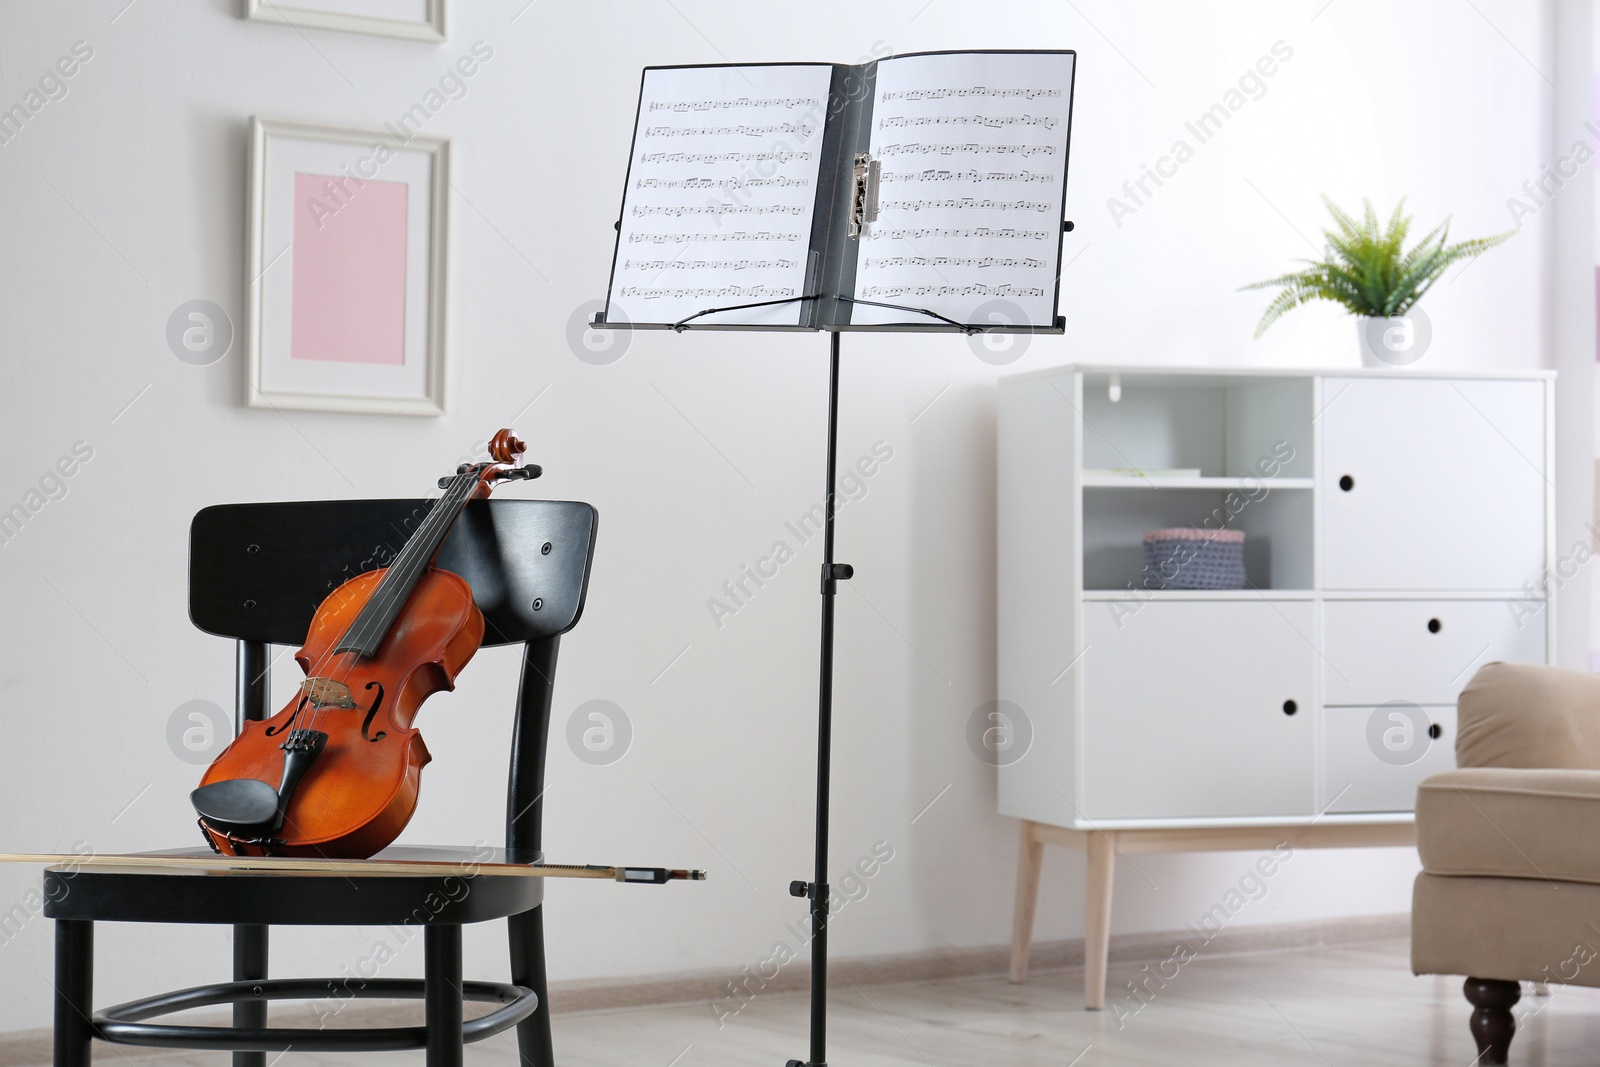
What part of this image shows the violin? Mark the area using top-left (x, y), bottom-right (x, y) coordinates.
top-left (190, 429), bottom-right (540, 858)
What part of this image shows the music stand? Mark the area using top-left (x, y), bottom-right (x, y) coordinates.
top-left (595, 48), bottom-right (1075, 1065)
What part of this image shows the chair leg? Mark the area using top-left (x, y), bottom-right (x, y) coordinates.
top-left (1008, 821), bottom-right (1045, 984)
top-left (425, 925), bottom-right (464, 1067)
top-left (1464, 978), bottom-right (1520, 1064)
top-left (509, 907), bottom-right (555, 1067)
top-left (232, 924), bottom-right (268, 1067)
top-left (52, 920), bottom-right (92, 1067)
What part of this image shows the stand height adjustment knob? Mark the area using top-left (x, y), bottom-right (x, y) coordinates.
top-left (820, 563), bottom-right (854, 593)
top-left (789, 880), bottom-right (811, 898)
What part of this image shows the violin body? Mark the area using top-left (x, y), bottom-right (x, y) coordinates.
top-left (198, 565), bottom-right (484, 858)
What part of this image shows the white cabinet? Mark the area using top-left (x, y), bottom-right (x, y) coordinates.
top-left (1320, 378), bottom-right (1547, 591)
top-left (1082, 602), bottom-right (1314, 820)
top-left (998, 367), bottom-right (1554, 830)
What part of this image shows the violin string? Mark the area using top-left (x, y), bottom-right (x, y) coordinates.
top-left (301, 475), bottom-right (463, 738)
top-left (303, 469), bottom-right (480, 737)
top-left (310, 470), bottom-right (478, 728)
top-left (346, 470), bottom-right (480, 654)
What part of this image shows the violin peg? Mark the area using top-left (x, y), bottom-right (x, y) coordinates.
top-left (488, 428), bottom-right (527, 464)
top-left (489, 464), bottom-right (541, 483)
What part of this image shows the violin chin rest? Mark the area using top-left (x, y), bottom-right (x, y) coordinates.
top-left (191, 778), bottom-right (281, 831)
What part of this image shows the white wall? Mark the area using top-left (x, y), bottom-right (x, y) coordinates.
top-left (0, 0), bottom-right (1560, 1033)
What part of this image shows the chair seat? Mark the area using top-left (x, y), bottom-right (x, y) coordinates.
top-left (1416, 767), bottom-right (1600, 885)
top-left (42, 845), bottom-right (543, 926)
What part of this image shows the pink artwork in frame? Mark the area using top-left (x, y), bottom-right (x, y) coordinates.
top-left (289, 172), bottom-right (410, 365)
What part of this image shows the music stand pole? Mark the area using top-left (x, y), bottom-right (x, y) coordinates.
top-left (788, 328), bottom-right (850, 1067)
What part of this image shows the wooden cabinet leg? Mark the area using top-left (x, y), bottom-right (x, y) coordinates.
top-left (1083, 831), bottom-right (1116, 1011)
top-left (1008, 821), bottom-right (1045, 984)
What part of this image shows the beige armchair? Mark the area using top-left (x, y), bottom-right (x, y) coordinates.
top-left (1413, 661), bottom-right (1600, 1063)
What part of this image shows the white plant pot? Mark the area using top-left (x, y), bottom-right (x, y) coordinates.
top-left (1357, 314), bottom-right (1426, 367)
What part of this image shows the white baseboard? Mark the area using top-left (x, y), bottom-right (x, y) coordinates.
top-left (0, 912), bottom-right (1408, 1065)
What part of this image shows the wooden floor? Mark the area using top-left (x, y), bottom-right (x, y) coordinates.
top-left (77, 939), bottom-right (1600, 1066)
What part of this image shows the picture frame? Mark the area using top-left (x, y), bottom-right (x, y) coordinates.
top-left (245, 117), bottom-right (450, 416)
top-left (244, 0), bottom-right (447, 43)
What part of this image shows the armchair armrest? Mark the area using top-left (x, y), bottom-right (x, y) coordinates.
top-left (1416, 767), bottom-right (1600, 884)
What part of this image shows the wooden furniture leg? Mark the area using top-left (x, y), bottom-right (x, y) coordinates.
top-left (1016, 821), bottom-right (1414, 1011)
top-left (1009, 821), bottom-right (1045, 984)
top-left (1464, 977), bottom-right (1520, 1064)
top-left (1083, 831), bottom-right (1116, 1010)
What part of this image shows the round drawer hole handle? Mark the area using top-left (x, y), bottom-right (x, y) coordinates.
top-left (1338, 475), bottom-right (1355, 491)
top-left (1428, 723), bottom-right (1443, 740)
top-left (1427, 618), bottom-right (1442, 634)
top-left (1282, 700), bottom-right (1297, 716)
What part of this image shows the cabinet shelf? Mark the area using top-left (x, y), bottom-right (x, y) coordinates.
top-left (1081, 589), bottom-right (1313, 601)
top-left (1081, 476), bottom-right (1314, 490)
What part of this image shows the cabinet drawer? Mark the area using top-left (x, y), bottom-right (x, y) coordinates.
top-left (1323, 705), bottom-right (1455, 813)
top-left (1323, 600), bottom-right (1544, 706)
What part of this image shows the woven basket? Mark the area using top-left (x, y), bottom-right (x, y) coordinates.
top-left (1140, 528), bottom-right (1245, 590)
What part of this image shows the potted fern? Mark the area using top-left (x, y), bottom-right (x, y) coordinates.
top-left (1242, 197), bottom-right (1513, 366)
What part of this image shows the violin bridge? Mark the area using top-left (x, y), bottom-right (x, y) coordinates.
top-left (301, 677), bottom-right (357, 709)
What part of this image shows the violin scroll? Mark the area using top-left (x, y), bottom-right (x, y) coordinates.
top-left (488, 429), bottom-right (527, 465)
top-left (483, 428), bottom-right (540, 484)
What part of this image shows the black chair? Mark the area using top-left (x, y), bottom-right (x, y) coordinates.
top-left (45, 497), bottom-right (598, 1067)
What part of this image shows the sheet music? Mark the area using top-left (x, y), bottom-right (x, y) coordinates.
top-left (851, 52), bottom-right (1075, 327)
top-left (608, 64), bottom-right (834, 327)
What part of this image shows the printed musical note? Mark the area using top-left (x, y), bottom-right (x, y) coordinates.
top-left (643, 122), bottom-right (816, 139)
top-left (620, 285), bottom-right (799, 300)
top-left (631, 203), bottom-right (808, 218)
top-left (879, 86), bottom-right (1061, 102)
top-left (877, 114), bottom-right (1059, 130)
top-left (649, 97), bottom-right (823, 112)
top-left (639, 149), bottom-right (815, 164)
top-left (623, 258), bottom-right (801, 271)
top-left (878, 169), bottom-right (1054, 184)
top-left (858, 283), bottom-right (1046, 298)
top-left (635, 176), bottom-right (811, 190)
top-left (861, 227), bottom-right (1053, 241)
top-left (861, 256), bottom-right (1047, 270)
top-left (878, 198), bottom-right (1052, 213)
top-left (627, 231), bottom-right (805, 244)
top-left (876, 143), bottom-right (1057, 157)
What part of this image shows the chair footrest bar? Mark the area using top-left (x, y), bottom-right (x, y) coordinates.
top-left (93, 977), bottom-right (537, 1052)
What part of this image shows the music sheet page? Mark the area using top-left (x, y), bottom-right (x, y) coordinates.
top-left (607, 64), bottom-right (834, 328)
top-left (852, 52), bottom-right (1075, 327)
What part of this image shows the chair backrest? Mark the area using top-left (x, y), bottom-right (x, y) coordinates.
top-left (190, 498), bottom-right (597, 646)
top-left (188, 498), bottom-right (599, 859)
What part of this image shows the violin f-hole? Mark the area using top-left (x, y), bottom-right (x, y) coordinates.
top-left (362, 682), bottom-right (388, 742)
top-left (264, 696), bottom-right (308, 738)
